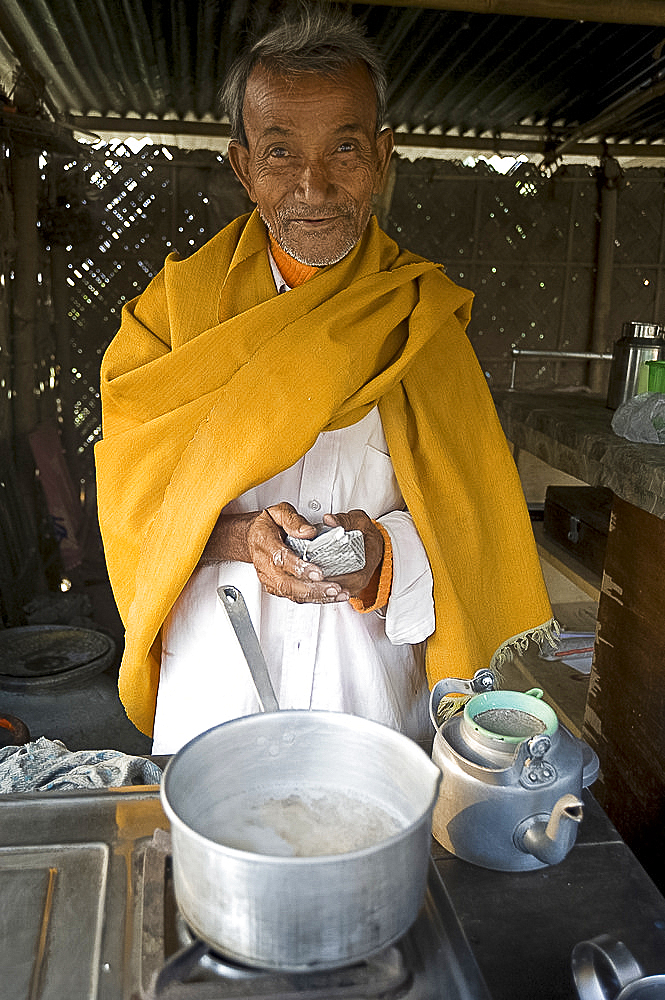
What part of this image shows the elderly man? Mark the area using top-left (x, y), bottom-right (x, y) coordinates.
top-left (95, 9), bottom-right (554, 752)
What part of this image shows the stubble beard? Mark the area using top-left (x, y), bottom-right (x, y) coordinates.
top-left (259, 205), bottom-right (369, 267)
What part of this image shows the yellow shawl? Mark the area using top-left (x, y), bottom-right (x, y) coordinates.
top-left (96, 210), bottom-right (553, 737)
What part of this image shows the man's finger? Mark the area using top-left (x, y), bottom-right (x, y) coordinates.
top-left (266, 502), bottom-right (317, 537)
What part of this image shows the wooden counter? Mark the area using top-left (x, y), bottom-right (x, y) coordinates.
top-left (492, 389), bottom-right (665, 894)
top-left (493, 389), bottom-right (665, 518)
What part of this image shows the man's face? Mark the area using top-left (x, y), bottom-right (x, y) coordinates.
top-left (228, 62), bottom-right (393, 266)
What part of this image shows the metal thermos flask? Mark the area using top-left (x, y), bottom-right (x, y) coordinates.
top-left (606, 321), bottom-right (665, 409)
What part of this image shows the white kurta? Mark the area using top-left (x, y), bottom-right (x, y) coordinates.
top-left (151, 258), bottom-right (435, 754)
top-left (152, 407), bottom-right (435, 753)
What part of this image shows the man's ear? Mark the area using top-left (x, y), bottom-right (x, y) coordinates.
top-left (373, 127), bottom-right (395, 194)
top-left (227, 140), bottom-right (256, 202)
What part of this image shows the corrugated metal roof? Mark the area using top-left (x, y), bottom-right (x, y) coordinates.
top-left (1, 1), bottom-right (665, 159)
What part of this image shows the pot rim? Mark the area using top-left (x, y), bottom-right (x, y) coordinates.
top-left (161, 709), bottom-right (441, 864)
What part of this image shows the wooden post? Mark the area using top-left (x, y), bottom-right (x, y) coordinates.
top-left (588, 158), bottom-right (620, 394)
top-left (0, 189), bottom-right (11, 443)
top-left (10, 140), bottom-right (40, 437)
top-left (50, 244), bottom-right (78, 468)
top-left (8, 139), bottom-right (50, 601)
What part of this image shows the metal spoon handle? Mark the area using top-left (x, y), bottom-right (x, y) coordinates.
top-left (217, 585), bottom-right (279, 713)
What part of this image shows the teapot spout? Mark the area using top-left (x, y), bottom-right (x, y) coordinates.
top-left (515, 794), bottom-right (584, 866)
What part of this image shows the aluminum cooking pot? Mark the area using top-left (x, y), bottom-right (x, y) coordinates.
top-left (160, 588), bottom-right (441, 972)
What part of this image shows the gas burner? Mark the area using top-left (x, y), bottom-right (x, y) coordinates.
top-left (136, 828), bottom-right (491, 1000)
top-left (140, 833), bottom-right (411, 999)
top-left (153, 927), bottom-right (411, 998)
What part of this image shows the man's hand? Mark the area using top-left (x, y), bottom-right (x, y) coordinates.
top-left (248, 504), bottom-right (356, 603)
top-left (201, 502), bottom-right (352, 604)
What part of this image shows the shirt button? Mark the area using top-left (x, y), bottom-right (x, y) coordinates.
top-left (308, 499), bottom-right (321, 512)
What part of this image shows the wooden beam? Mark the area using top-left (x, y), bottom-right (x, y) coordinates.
top-left (353, 0), bottom-right (665, 27)
top-left (68, 116), bottom-right (231, 140)
top-left (0, 108), bottom-right (78, 153)
top-left (589, 158), bottom-right (620, 391)
top-left (69, 115), bottom-right (665, 160)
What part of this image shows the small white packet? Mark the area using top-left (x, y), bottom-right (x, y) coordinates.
top-left (286, 525), bottom-right (366, 577)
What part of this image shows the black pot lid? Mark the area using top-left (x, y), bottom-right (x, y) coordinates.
top-left (0, 626), bottom-right (116, 689)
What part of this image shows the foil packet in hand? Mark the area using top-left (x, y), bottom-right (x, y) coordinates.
top-left (286, 524), bottom-right (366, 577)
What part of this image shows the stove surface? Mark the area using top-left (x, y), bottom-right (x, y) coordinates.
top-left (0, 788), bottom-right (491, 1000)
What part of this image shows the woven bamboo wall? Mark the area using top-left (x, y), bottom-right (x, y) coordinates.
top-left (42, 142), bottom-right (252, 492)
top-left (1, 141), bottom-right (665, 611)
top-left (387, 158), bottom-right (601, 390)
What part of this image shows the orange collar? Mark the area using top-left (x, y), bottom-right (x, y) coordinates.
top-left (269, 236), bottom-right (321, 287)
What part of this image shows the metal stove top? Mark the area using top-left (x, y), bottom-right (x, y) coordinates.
top-left (0, 788), bottom-right (491, 1000)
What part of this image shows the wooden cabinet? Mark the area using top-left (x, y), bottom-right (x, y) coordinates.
top-left (583, 495), bottom-right (665, 891)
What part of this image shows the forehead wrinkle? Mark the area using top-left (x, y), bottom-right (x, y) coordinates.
top-left (257, 120), bottom-right (369, 140)
top-left (259, 125), bottom-right (292, 137)
top-left (243, 63), bottom-right (380, 146)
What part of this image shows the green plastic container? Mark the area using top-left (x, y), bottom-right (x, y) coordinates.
top-left (647, 359), bottom-right (665, 392)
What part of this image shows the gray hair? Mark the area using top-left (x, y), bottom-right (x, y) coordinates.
top-left (220, 6), bottom-right (387, 145)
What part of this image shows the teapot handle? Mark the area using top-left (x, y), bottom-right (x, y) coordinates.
top-left (429, 669), bottom-right (495, 729)
top-left (572, 934), bottom-right (643, 1000)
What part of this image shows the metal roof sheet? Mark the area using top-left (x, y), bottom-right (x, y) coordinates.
top-left (1, 1), bottom-right (665, 159)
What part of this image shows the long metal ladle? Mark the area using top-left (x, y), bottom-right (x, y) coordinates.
top-left (217, 585), bottom-right (280, 713)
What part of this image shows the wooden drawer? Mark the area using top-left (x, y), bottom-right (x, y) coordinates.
top-left (543, 486), bottom-right (613, 577)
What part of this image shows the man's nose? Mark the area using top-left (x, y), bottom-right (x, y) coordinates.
top-left (295, 159), bottom-right (334, 203)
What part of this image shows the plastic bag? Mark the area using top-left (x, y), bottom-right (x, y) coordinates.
top-left (611, 392), bottom-right (665, 444)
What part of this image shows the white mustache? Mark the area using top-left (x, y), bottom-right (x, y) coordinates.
top-left (276, 205), bottom-right (353, 222)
